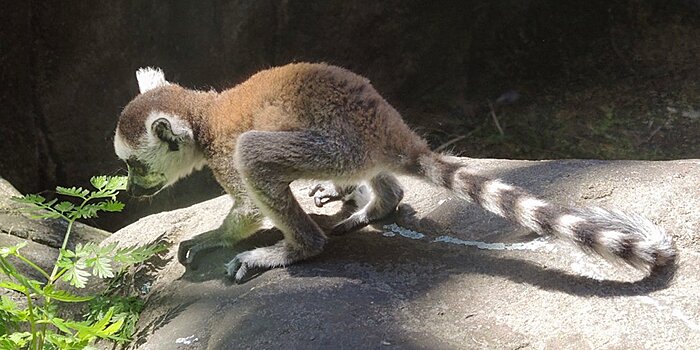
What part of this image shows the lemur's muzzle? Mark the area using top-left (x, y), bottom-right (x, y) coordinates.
top-left (126, 169), bottom-right (167, 198)
top-left (127, 182), bottom-right (162, 198)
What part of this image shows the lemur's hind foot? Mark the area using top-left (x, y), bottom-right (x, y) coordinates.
top-left (309, 182), bottom-right (366, 208)
top-left (224, 240), bottom-right (323, 282)
top-left (326, 173), bottom-right (404, 235)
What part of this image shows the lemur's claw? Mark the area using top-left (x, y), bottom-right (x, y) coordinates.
top-left (224, 251), bottom-right (268, 283)
top-left (177, 240), bottom-right (198, 269)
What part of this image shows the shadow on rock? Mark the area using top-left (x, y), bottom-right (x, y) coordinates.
top-left (132, 300), bottom-right (195, 349)
top-left (177, 204), bottom-right (676, 297)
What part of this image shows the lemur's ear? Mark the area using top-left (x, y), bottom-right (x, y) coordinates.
top-left (152, 118), bottom-right (185, 151)
top-left (136, 67), bottom-right (169, 94)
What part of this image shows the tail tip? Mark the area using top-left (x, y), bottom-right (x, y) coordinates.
top-left (618, 215), bottom-right (676, 274)
top-left (575, 207), bottom-right (677, 274)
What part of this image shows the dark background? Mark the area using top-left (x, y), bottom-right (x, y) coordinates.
top-left (2, 1), bottom-right (699, 231)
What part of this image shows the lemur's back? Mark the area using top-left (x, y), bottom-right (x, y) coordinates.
top-left (210, 62), bottom-right (428, 166)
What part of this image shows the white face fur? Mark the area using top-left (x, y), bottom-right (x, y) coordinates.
top-left (114, 68), bottom-right (206, 197)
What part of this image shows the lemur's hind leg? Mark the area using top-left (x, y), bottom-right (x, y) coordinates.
top-left (228, 130), bottom-right (366, 282)
top-left (330, 172), bottom-right (404, 235)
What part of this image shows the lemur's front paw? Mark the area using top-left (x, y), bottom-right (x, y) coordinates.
top-left (178, 238), bottom-right (221, 270)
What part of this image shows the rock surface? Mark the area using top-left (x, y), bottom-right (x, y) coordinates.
top-left (104, 158), bottom-right (700, 349)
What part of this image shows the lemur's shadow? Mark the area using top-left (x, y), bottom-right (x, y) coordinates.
top-left (178, 201), bottom-right (676, 298)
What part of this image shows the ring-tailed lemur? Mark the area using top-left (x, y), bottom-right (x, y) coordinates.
top-left (114, 63), bottom-right (675, 282)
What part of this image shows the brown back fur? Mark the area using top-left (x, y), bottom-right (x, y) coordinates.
top-left (196, 62), bottom-right (429, 174)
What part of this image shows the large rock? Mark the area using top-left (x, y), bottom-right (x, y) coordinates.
top-left (105, 159), bottom-right (700, 349)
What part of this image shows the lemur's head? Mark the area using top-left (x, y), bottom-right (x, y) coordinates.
top-left (114, 68), bottom-right (207, 198)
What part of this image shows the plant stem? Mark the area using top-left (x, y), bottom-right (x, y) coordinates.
top-left (23, 288), bottom-right (39, 349)
top-left (49, 220), bottom-right (75, 283)
top-left (53, 267), bottom-right (68, 282)
top-left (35, 218), bottom-right (76, 348)
top-left (15, 254), bottom-right (50, 281)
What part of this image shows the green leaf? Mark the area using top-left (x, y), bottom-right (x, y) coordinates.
top-left (61, 259), bottom-right (90, 288)
top-left (90, 176), bottom-right (108, 190)
top-left (11, 194), bottom-right (45, 205)
top-left (105, 176), bottom-right (128, 191)
top-left (102, 317), bottom-right (125, 336)
top-left (59, 249), bottom-right (76, 260)
top-left (45, 331), bottom-right (91, 349)
top-left (8, 332), bottom-right (31, 342)
top-left (77, 204), bottom-right (101, 219)
top-left (63, 308), bottom-right (125, 341)
top-left (86, 256), bottom-right (113, 279)
top-left (113, 244), bottom-right (166, 265)
top-left (1, 332), bottom-right (31, 348)
top-left (72, 201), bottom-right (124, 219)
top-left (0, 242), bottom-right (26, 257)
top-left (42, 286), bottom-right (93, 302)
top-left (61, 320), bottom-right (98, 338)
top-left (92, 306), bottom-right (114, 332)
top-left (56, 186), bottom-right (90, 198)
top-left (0, 280), bottom-right (27, 294)
top-left (100, 200), bottom-right (125, 213)
top-left (0, 257), bottom-right (18, 279)
top-left (0, 256), bottom-right (44, 295)
top-left (0, 295), bottom-right (19, 312)
top-left (0, 296), bottom-right (23, 334)
top-left (72, 243), bottom-right (92, 258)
top-left (0, 338), bottom-right (17, 350)
top-left (1, 308), bottom-right (27, 324)
top-left (50, 317), bottom-right (75, 334)
top-left (97, 242), bottom-right (118, 256)
top-left (89, 176), bottom-right (127, 200)
top-left (11, 196), bottom-right (61, 220)
top-left (32, 211), bottom-right (63, 220)
top-left (0, 338), bottom-right (19, 350)
top-left (54, 201), bottom-right (75, 213)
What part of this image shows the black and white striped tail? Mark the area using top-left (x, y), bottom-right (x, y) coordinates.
top-left (413, 153), bottom-right (675, 272)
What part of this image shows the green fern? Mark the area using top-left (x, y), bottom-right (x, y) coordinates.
top-left (0, 175), bottom-right (165, 349)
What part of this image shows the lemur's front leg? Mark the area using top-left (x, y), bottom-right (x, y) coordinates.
top-left (178, 190), bottom-right (263, 269)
